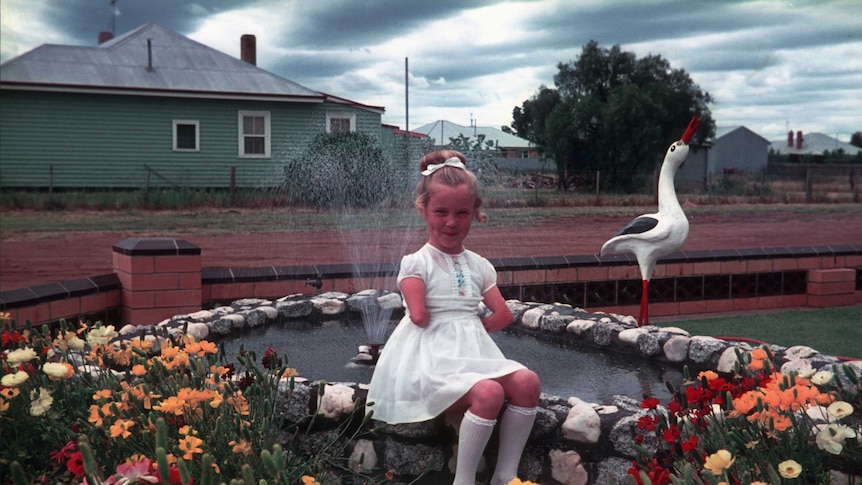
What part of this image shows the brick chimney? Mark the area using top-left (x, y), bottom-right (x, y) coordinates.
top-left (787, 130), bottom-right (793, 148)
top-left (240, 34), bottom-right (256, 65)
top-left (98, 31), bottom-right (114, 44)
top-left (796, 130), bottom-right (804, 150)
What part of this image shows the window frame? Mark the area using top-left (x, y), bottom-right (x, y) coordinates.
top-left (237, 110), bottom-right (271, 158)
top-left (325, 111), bottom-right (356, 133)
top-left (172, 120), bottom-right (200, 152)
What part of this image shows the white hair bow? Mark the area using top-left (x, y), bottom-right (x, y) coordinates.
top-left (421, 157), bottom-right (466, 176)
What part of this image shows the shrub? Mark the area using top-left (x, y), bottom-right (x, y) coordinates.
top-left (282, 132), bottom-right (407, 209)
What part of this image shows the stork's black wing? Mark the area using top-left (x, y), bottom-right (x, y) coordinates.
top-left (613, 216), bottom-right (659, 237)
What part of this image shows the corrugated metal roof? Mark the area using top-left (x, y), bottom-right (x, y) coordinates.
top-left (414, 120), bottom-right (532, 148)
top-left (714, 125), bottom-right (770, 143)
top-left (769, 132), bottom-right (862, 155)
top-left (0, 23), bottom-right (381, 111)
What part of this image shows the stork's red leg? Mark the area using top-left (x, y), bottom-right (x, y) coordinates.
top-left (638, 279), bottom-right (649, 327)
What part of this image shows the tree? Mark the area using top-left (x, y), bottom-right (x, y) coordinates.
top-left (851, 131), bottom-right (862, 148)
top-left (512, 41), bottom-right (714, 192)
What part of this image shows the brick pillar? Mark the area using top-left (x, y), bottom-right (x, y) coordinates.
top-left (112, 238), bottom-right (202, 326)
top-left (807, 268), bottom-right (856, 308)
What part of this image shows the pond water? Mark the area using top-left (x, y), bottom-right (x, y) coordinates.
top-left (220, 319), bottom-right (677, 403)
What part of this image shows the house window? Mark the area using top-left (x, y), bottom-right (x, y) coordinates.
top-left (173, 120), bottom-right (199, 151)
top-left (238, 111), bottom-right (271, 157)
top-left (326, 112), bottom-right (355, 133)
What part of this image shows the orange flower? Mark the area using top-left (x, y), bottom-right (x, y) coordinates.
top-left (88, 403), bottom-right (114, 426)
top-left (153, 396), bottom-right (187, 415)
top-left (229, 439), bottom-right (253, 455)
top-left (178, 435), bottom-right (204, 460)
top-left (92, 389), bottom-right (113, 401)
top-left (750, 348), bottom-right (768, 361)
top-left (110, 418), bottom-right (135, 439)
top-left (131, 364), bottom-right (147, 376)
top-left (698, 370), bottom-right (719, 381)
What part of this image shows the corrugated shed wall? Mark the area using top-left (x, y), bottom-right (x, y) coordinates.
top-left (0, 90), bottom-right (381, 189)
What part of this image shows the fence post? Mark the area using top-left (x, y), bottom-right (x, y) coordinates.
top-left (229, 166), bottom-right (236, 206)
top-left (805, 167), bottom-right (813, 203)
top-left (48, 165), bottom-right (54, 194)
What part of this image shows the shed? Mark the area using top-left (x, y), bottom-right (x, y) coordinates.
top-left (676, 126), bottom-right (770, 189)
top-left (0, 23), bottom-right (384, 189)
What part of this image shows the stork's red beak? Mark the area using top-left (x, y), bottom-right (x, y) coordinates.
top-left (681, 115), bottom-right (701, 144)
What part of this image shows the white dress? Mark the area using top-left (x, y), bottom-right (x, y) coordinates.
top-left (366, 243), bottom-right (526, 424)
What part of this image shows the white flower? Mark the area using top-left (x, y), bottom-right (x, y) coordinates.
top-left (66, 335), bottom-right (86, 351)
top-left (42, 362), bottom-right (71, 379)
top-left (1, 370), bottom-right (30, 387)
top-left (5, 347), bottom-right (38, 366)
top-left (87, 325), bottom-right (118, 346)
top-left (816, 423), bottom-right (857, 455)
top-left (29, 387), bottom-right (53, 416)
top-left (827, 401), bottom-right (854, 420)
top-left (811, 369), bottom-right (833, 386)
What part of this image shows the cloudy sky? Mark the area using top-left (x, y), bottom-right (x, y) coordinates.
top-left (2, 0), bottom-right (860, 142)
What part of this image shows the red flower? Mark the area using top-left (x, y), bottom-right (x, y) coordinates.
top-left (662, 425), bottom-right (680, 444)
top-left (640, 397), bottom-right (660, 410)
top-left (681, 436), bottom-right (699, 452)
top-left (49, 441), bottom-right (76, 464)
top-left (667, 400), bottom-right (683, 414)
top-left (1, 330), bottom-right (25, 348)
top-left (66, 452), bottom-right (85, 479)
top-left (262, 346), bottom-right (281, 370)
top-left (169, 464), bottom-right (192, 484)
top-left (637, 415), bottom-right (659, 431)
top-left (634, 434), bottom-right (645, 444)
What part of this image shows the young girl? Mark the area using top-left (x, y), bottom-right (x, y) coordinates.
top-left (367, 150), bottom-right (541, 485)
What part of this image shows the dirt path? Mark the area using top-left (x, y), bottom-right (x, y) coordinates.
top-left (2, 207), bottom-right (861, 291)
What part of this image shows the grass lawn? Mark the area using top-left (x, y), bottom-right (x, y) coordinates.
top-left (655, 305), bottom-right (862, 359)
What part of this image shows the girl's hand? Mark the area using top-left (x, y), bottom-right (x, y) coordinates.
top-left (410, 310), bottom-right (430, 328)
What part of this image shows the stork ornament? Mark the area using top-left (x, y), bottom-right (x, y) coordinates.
top-left (600, 116), bottom-right (701, 327)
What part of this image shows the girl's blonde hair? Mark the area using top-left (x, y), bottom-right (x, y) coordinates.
top-left (415, 150), bottom-right (485, 221)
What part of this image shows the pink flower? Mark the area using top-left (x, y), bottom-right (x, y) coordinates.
top-left (106, 458), bottom-right (159, 484)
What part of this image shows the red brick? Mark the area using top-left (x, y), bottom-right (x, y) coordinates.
top-left (720, 261), bottom-right (747, 274)
top-left (650, 302), bottom-right (680, 317)
top-left (731, 298), bottom-right (760, 312)
top-left (513, 270), bottom-right (546, 285)
top-left (14, 304), bottom-right (50, 327)
top-left (808, 281), bottom-right (855, 296)
top-left (679, 300), bottom-right (709, 315)
top-left (79, 292), bottom-right (109, 314)
top-left (746, 259), bottom-right (774, 273)
top-left (50, 298), bottom-right (81, 320)
top-left (180, 272), bottom-right (202, 290)
top-left (201, 285), bottom-right (212, 301)
top-left (496, 271), bottom-right (514, 285)
top-left (660, 263), bottom-right (690, 277)
top-left (843, 255), bottom-right (862, 267)
top-left (578, 267), bottom-right (609, 281)
top-left (105, 289), bottom-right (122, 308)
top-left (154, 255), bottom-right (201, 273)
top-left (209, 283), bottom-right (254, 301)
top-left (691, 261), bottom-right (721, 276)
top-left (808, 293), bottom-right (858, 308)
top-left (122, 290), bottom-right (155, 309)
top-left (154, 289), bottom-right (200, 308)
top-left (251, 281), bottom-right (294, 300)
top-left (755, 295), bottom-right (785, 310)
top-left (122, 307), bottom-right (178, 326)
top-left (772, 258), bottom-right (799, 271)
top-left (809, 268), bottom-right (855, 283)
top-left (609, 265), bottom-right (640, 280)
top-left (546, 268), bottom-right (578, 283)
top-left (705, 299), bottom-right (735, 313)
top-left (782, 294), bottom-right (808, 308)
top-left (113, 254), bottom-right (154, 274)
top-left (796, 257), bottom-right (823, 270)
top-left (124, 273), bottom-right (180, 291)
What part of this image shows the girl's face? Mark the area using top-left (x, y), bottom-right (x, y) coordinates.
top-left (421, 182), bottom-right (476, 254)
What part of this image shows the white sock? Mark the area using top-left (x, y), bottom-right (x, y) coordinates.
top-left (453, 410), bottom-right (496, 485)
top-left (490, 404), bottom-right (537, 485)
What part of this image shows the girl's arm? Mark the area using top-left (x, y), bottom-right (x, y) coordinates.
top-left (481, 286), bottom-right (513, 332)
top-left (400, 277), bottom-right (430, 328)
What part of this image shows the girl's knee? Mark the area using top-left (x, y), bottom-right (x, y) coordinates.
top-left (508, 369), bottom-right (541, 403)
top-left (467, 380), bottom-right (506, 418)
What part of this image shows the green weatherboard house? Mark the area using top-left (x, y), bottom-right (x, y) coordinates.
top-left (0, 23), bottom-right (384, 189)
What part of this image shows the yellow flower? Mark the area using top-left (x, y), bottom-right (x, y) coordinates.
top-left (777, 459), bottom-right (802, 478)
top-left (6, 347), bottom-right (38, 366)
top-left (704, 449), bottom-right (735, 476)
top-left (87, 325), bottom-right (118, 346)
top-left (178, 435), bottom-right (204, 460)
top-left (42, 362), bottom-right (74, 379)
top-left (110, 419), bottom-right (135, 439)
top-left (1, 370), bottom-right (29, 387)
top-left (827, 401), bottom-right (854, 420)
top-left (29, 387), bottom-right (53, 416)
